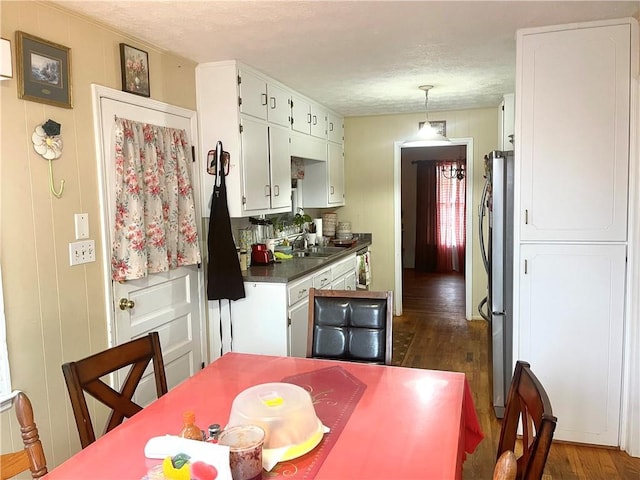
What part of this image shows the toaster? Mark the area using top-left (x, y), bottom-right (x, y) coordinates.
top-left (251, 244), bottom-right (275, 265)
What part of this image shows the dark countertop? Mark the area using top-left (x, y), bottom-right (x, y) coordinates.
top-left (244, 233), bottom-right (371, 284)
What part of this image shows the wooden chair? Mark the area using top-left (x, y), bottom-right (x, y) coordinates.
top-left (62, 331), bottom-right (167, 448)
top-left (493, 450), bottom-right (517, 480)
top-left (0, 392), bottom-right (47, 480)
top-left (307, 288), bottom-right (393, 365)
top-left (497, 361), bottom-right (557, 480)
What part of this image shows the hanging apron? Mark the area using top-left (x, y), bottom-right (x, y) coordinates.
top-left (207, 141), bottom-right (245, 301)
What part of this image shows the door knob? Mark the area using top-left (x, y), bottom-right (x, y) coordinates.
top-left (119, 298), bottom-right (135, 310)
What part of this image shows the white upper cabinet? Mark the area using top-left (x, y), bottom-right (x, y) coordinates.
top-left (267, 83), bottom-right (292, 128)
top-left (239, 117), bottom-right (271, 211)
top-left (269, 125), bottom-right (292, 209)
top-left (519, 23), bottom-right (631, 241)
top-left (310, 103), bottom-right (327, 139)
top-left (197, 61), bottom-right (292, 217)
top-left (290, 92), bottom-right (312, 135)
top-left (239, 69), bottom-right (291, 128)
top-left (291, 93), bottom-right (328, 139)
top-left (327, 112), bottom-right (344, 144)
top-left (302, 142), bottom-right (345, 208)
top-left (196, 60), bottom-right (344, 217)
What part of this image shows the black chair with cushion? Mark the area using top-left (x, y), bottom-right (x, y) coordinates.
top-left (307, 288), bottom-right (393, 365)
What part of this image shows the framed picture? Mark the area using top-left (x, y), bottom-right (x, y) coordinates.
top-left (119, 43), bottom-right (150, 97)
top-left (419, 120), bottom-right (446, 136)
top-left (15, 31), bottom-right (72, 108)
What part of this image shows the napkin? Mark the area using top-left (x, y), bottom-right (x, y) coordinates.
top-left (144, 435), bottom-right (232, 480)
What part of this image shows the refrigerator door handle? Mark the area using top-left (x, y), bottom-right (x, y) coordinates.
top-left (478, 178), bottom-right (490, 273)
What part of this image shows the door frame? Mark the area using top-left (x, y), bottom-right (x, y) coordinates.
top-left (393, 137), bottom-right (474, 319)
top-left (90, 85), bottom-right (207, 359)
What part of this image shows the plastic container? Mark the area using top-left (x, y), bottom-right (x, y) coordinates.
top-left (179, 410), bottom-right (204, 441)
top-left (226, 383), bottom-right (323, 459)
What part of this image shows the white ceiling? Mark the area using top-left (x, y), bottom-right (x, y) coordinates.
top-left (52, 0), bottom-right (639, 116)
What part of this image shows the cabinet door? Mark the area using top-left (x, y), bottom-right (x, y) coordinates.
top-left (519, 24), bottom-right (630, 241)
top-left (331, 276), bottom-right (346, 290)
top-left (288, 299), bottom-right (309, 358)
top-left (327, 112), bottom-right (343, 144)
top-left (328, 142), bottom-right (345, 205)
top-left (267, 83), bottom-right (291, 128)
top-left (310, 103), bottom-right (327, 139)
top-left (291, 93), bottom-right (311, 134)
top-left (519, 243), bottom-right (625, 445)
top-left (344, 272), bottom-right (357, 291)
top-left (240, 117), bottom-right (271, 211)
top-left (230, 283), bottom-right (288, 356)
top-left (269, 125), bottom-right (292, 209)
top-left (239, 69), bottom-right (267, 120)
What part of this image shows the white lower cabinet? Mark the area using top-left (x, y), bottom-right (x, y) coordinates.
top-left (518, 243), bottom-right (626, 445)
top-left (209, 254), bottom-right (358, 360)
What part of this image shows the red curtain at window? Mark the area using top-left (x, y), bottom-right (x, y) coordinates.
top-left (435, 161), bottom-right (466, 273)
top-left (415, 163), bottom-right (438, 272)
top-left (414, 160), bottom-right (466, 273)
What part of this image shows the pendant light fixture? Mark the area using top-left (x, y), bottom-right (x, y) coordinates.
top-left (403, 85), bottom-right (451, 147)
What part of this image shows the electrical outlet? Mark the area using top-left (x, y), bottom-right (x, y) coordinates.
top-left (74, 213), bottom-right (89, 239)
top-left (69, 240), bottom-right (96, 266)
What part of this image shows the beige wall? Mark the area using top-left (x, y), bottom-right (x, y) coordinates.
top-left (0, 1), bottom-right (196, 469)
top-left (341, 107), bottom-right (499, 317)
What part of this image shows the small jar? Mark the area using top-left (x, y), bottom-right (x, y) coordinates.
top-left (206, 423), bottom-right (221, 443)
top-left (239, 249), bottom-right (248, 271)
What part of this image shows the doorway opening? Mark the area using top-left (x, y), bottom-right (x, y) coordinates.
top-left (393, 138), bottom-right (474, 318)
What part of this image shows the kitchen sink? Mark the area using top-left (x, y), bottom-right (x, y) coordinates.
top-left (292, 246), bottom-right (346, 258)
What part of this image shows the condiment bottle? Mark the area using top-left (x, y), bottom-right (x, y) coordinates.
top-left (206, 423), bottom-right (221, 443)
top-left (179, 410), bottom-right (204, 441)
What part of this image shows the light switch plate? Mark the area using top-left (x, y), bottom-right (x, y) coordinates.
top-left (74, 213), bottom-right (89, 239)
top-left (69, 240), bottom-right (96, 266)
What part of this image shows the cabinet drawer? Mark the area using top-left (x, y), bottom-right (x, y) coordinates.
top-left (331, 255), bottom-right (355, 280)
top-left (288, 276), bottom-right (313, 306)
top-left (313, 268), bottom-right (332, 289)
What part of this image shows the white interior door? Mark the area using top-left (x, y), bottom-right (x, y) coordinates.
top-left (92, 85), bottom-right (205, 401)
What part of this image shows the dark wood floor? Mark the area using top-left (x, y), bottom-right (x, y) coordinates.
top-left (395, 269), bottom-right (640, 480)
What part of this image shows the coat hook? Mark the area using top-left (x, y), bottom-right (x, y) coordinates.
top-left (48, 159), bottom-right (65, 198)
top-left (32, 119), bottom-right (65, 199)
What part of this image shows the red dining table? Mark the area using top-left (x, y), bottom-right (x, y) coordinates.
top-left (45, 352), bottom-right (484, 480)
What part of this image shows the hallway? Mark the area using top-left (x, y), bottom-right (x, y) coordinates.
top-left (394, 269), bottom-right (640, 479)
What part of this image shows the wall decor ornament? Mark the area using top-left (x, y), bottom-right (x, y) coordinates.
top-left (15, 31), bottom-right (72, 108)
top-left (32, 119), bottom-right (65, 198)
top-left (119, 43), bottom-right (150, 97)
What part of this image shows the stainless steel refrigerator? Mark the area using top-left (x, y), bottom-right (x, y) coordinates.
top-left (478, 150), bottom-right (514, 418)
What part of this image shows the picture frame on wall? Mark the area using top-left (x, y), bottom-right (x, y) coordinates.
top-left (119, 43), bottom-right (150, 97)
top-left (419, 120), bottom-right (446, 136)
top-left (15, 31), bottom-right (72, 108)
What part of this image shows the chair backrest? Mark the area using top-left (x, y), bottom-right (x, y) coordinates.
top-left (0, 392), bottom-right (47, 480)
top-left (307, 288), bottom-right (393, 365)
top-left (493, 450), bottom-right (517, 480)
top-left (497, 361), bottom-right (557, 480)
top-left (62, 331), bottom-right (167, 448)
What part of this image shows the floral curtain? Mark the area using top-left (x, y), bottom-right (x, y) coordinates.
top-left (435, 160), bottom-right (466, 272)
top-left (111, 118), bottom-right (201, 281)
